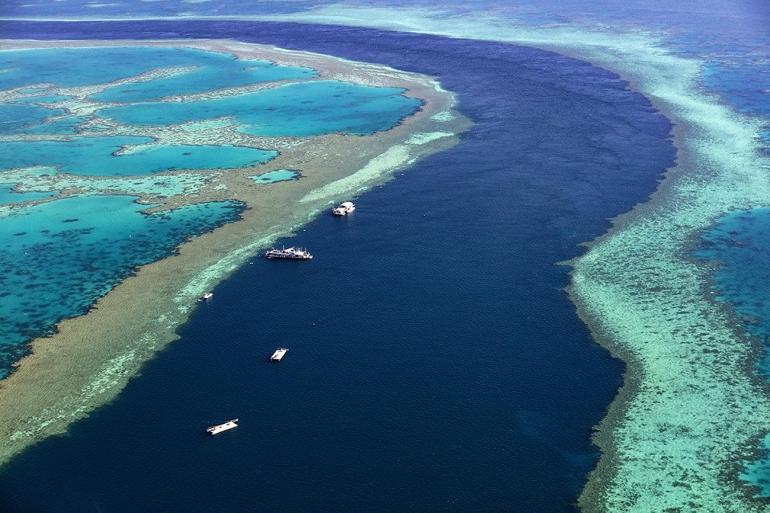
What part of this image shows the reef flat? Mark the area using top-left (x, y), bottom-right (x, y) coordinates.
top-left (257, 8), bottom-right (770, 512)
top-left (0, 38), bottom-right (468, 464)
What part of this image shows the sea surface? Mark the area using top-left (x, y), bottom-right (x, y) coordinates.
top-left (0, 21), bottom-right (675, 512)
top-left (0, 196), bottom-right (244, 375)
top-left (0, 43), bottom-right (422, 379)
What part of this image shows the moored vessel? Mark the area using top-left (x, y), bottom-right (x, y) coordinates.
top-left (264, 247), bottom-right (313, 260)
top-left (270, 348), bottom-right (288, 362)
top-left (200, 292), bottom-right (213, 301)
top-left (206, 418), bottom-right (238, 435)
top-left (332, 201), bottom-right (356, 216)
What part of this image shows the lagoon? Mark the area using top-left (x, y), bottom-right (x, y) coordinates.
top-left (0, 194), bottom-right (243, 378)
top-left (0, 136), bottom-right (277, 175)
top-left (99, 80), bottom-right (423, 136)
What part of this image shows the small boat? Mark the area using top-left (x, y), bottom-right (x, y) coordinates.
top-left (332, 201), bottom-right (356, 216)
top-left (199, 292), bottom-right (214, 301)
top-left (206, 418), bottom-right (238, 435)
top-left (270, 348), bottom-right (288, 362)
top-left (264, 247), bottom-right (313, 260)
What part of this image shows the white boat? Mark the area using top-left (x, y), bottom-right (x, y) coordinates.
top-left (206, 418), bottom-right (238, 435)
top-left (200, 292), bottom-right (214, 301)
top-left (265, 247), bottom-right (313, 260)
top-left (332, 201), bottom-right (356, 216)
top-left (270, 348), bottom-right (288, 362)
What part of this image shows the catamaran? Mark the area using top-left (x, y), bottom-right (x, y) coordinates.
top-left (206, 419), bottom-right (238, 435)
top-left (264, 247), bottom-right (313, 260)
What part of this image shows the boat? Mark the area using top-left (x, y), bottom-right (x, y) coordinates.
top-left (270, 348), bottom-right (288, 362)
top-left (206, 418), bottom-right (238, 435)
top-left (332, 201), bottom-right (356, 216)
top-left (264, 247), bottom-right (313, 260)
top-left (199, 292), bottom-right (214, 301)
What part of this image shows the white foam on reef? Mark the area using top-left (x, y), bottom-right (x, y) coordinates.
top-left (406, 131), bottom-right (453, 145)
top-left (259, 6), bottom-right (770, 512)
top-left (300, 144), bottom-right (412, 203)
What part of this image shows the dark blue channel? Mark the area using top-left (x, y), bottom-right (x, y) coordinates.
top-left (0, 21), bottom-right (675, 513)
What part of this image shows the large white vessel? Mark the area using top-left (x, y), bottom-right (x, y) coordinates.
top-left (332, 201), bottom-right (356, 216)
top-left (264, 247), bottom-right (313, 260)
top-left (206, 419), bottom-right (238, 435)
top-left (270, 348), bottom-right (288, 362)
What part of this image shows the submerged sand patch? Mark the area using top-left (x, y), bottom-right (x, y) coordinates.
top-left (0, 38), bottom-right (470, 465)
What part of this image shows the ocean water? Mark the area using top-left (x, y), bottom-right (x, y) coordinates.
top-left (0, 195), bottom-right (244, 378)
top-left (24, 115), bottom-right (86, 135)
top-left (91, 48), bottom-right (315, 103)
top-left (0, 46), bottom-right (312, 93)
top-left (0, 22), bottom-right (674, 513)
top-left (0, 136), bottom-right (278, 175)
top-left (2, 0), bottom-right (763, 506)
top-left (100, 80), bottom-right (423, 136)
top-left (0, 41), bottom-right (427, 386)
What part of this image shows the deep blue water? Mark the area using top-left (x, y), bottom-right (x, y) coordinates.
top-left (0, 21), bottom-right (675, 513)
top-left (0, 183), bottom-right (53, 204)
top-left (0, 103), bottom-right (63, 134)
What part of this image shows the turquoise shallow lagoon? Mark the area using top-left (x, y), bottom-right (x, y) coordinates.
top-left (0, 137), bottom-right (277, 175)
top-left (0, 46), bottom-right (313, 94)
top-left (24, 115), bottom-right (87, 135)
top-left (20, 94), bottom-right (71, 104)
top-left (696, 208), bottom-right (770, 496)
top-left (0, 195), bottom-right (244, 378)
top-left (0, 104), bottom-right (63, 134)
top-left (0, 184), bottom-right (53, 204)
top-left (99, 80), bottom-right (422, 136)
top-left (91, 47), bottom-right (315, 102)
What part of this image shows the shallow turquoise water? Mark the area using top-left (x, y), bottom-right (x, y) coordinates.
top-left (14, 93), bottom-right (71, 104)
top-left (0, 136), bottom-right (277, 175)
top-left (24, 115), bottom-right (86, 135)
top-left (0, 45), bottom-right (421, 380)
top-left (0, 195), bottom-right (244, 377)
top-left (0, 184), bottom-right (54, 204)
top-left (696, 209), bottom-right (770, 376)
top-left (92, 48), bottom-right (315, 102)
top-left (250, 169), bottom-right (299, 183)
top-left (0, 47), bottom-right (312, 93)
top-left (695, 208), bottom-right (770, 496)
top-left (0, 22), bottom-right (676, 513)
top-left (0, 104), bottom-right (63, 134)
top-left (100, 80), bottom-right (422, 136)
